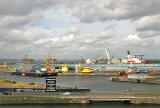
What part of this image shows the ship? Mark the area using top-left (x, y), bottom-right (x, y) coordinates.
top-left (121, 50), bottom-right (149, 64)
top-left (85, 45), bottom-right (160, 72)
top-left (86, 44), bottom-right (121, 64)
top-left (119, 66), bottom-right (148, 76)
top-left (86, 46), bottom-right (148, 65)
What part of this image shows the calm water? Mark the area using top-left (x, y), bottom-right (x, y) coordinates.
top-left (1, 72), bottom-right (160, 107)
top-left (0, 72), bottom-right (160, 92)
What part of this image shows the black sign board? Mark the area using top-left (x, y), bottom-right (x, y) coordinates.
top-left (46, 78), bottom-right (56, 92)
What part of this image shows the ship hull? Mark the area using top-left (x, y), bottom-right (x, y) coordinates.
top-left (83, 64), bottom-right (160, 72)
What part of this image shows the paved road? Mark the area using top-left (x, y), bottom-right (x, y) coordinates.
top-left (1, 91), bottom-right (160, 98)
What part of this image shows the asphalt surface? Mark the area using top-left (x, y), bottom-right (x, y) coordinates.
top-left (1, 91), bottom-right (160, 98)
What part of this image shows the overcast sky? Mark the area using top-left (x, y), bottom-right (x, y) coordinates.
top-left (0, 0), bottom-right (160, 60)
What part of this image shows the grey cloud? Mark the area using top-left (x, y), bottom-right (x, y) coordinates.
top-left (136, 15), bottom-right (160, 31)
top-left (111, 36), bottom-right (157, 58)
top-left (0, 0), bottom-right (60, 16)
top-left (0, 13), bottom-right (44, 29)
top-left (138, 30), bottom-right (160, 38)
top-left (97, 32), bottom-right (114, 40)
top-left (77, 31), bottom-right (114, 45)
top-left (64, 27), bottom-right (81, 35)
top-left (123, 34), bottom-right (155, 48)
top-left (0, 29), bottom-right (36, 45)
top-left (33, 32), bottom-right (77, 52)
top-left (0, 0), bottom-right (160, 59)
top-left (1, 0), bottom-right (160, 22)
top-left (73, 0), bottom-right (160, 23)
top-left (104, 24), bottom-right (117, 30)
top-left (136, 15), bottom-right (160, 38)
top-left (0, 29), bottom-right (49, 58)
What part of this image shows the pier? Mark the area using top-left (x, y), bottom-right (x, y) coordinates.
top-left (110, 76), bottom-right (160, 84)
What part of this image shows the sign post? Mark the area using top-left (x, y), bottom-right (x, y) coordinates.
top-left (46, 78), bottom-right (56, 92)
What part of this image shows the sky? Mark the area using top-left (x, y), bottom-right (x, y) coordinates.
top-left (0, 0), bottom-right (160, 60)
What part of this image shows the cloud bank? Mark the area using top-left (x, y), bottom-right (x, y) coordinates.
top-left (0, 0), bottom-right (159, 59)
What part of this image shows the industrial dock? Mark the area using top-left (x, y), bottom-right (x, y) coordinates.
top-left (0, 51), bottom-right (160, 77)
top-left (0, 52), bottom-right (160, 105)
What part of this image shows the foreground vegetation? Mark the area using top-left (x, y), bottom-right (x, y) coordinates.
top-left (0, 78), bottom-right (45, 88)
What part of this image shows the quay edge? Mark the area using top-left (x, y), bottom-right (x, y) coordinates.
top-left (1, 92), bottom-right (160, 104)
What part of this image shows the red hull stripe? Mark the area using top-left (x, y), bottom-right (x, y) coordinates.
top-left (127, 61), bottom-right (135, 62)
top-left (104, 70), bottom-right (127, 72)
top-left (127, 72), bottom-right (136, 74)
top-left (104, 70), bottom-right (160, 72)
top-left (125, 63), bottom-right (149, 64)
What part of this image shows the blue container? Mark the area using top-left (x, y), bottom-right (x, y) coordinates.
top-left (30, 70), bottom-right (37, 72)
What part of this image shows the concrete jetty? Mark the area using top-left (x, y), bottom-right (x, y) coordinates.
top-left (110, 76), bottom-right (160, 84)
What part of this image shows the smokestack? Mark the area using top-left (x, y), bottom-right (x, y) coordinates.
top-left (127, 50), bottom-right (130, 55)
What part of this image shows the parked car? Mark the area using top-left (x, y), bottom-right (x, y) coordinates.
top-left (2, 91), bottom-right (12, 95)
top-left (62, 92), bottom-right (71, 96)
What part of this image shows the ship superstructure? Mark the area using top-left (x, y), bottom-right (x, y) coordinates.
top-left (121, 50), bottom-right (149, 64)
top-left (86, 44), bottom-right (148, 65)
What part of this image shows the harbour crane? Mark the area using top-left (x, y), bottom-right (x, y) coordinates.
top-left (103, 42), bottom-right (111, 64)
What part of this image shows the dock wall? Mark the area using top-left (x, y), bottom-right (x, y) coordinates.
top-left (1, 95), bottom-right (160, 104)
top-left (1, 92), bottom-right (160, 104)
top-left (110, 76), bottom-right (160, 84)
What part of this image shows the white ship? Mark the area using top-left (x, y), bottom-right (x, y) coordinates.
top-left (86, 45), bottom-right (148, 64)
top-left (121, 50), bottom-right (149, 64)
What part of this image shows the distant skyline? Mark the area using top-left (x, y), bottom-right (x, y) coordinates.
top-left (0, 0), bottom-right (160, 60)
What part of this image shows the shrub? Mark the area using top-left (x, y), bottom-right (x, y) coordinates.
top-left (12, 81), bottom-right (16, 84)
top-left (30, 83), bottom-right (35, 85)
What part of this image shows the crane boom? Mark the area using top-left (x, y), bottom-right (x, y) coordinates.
top-left (102, 42), bottom-right (111, 64)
